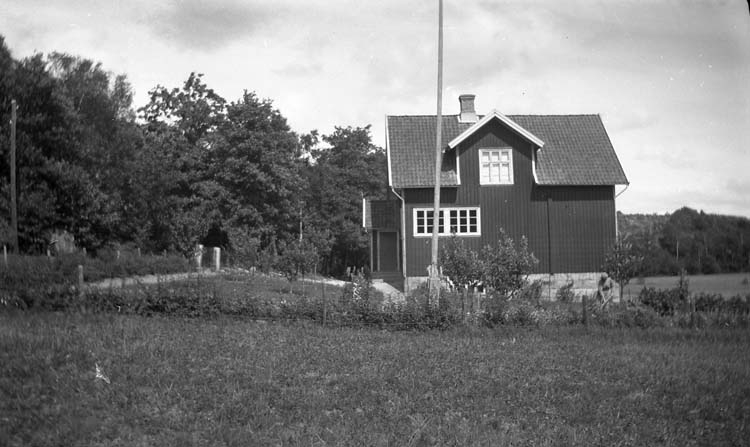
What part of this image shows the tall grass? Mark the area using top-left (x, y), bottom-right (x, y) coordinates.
top-left (1, 313), bottom-right (748, 446)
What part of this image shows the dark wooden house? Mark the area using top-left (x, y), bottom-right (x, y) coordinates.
top-left (364, 95), bottom-right (629, 292)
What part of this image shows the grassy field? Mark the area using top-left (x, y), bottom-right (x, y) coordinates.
top-left (623, 272), bottom-right (750, 300)
top-left (2, 312), bottom-right (749, 446)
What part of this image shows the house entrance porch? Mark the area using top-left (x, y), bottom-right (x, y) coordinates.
top-left (369, 230), bottom-right (403, 291)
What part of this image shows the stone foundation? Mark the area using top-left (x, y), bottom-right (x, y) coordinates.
top-left (405, 272), bottom-right (620, 302)
top-left (405, 276), bottom-right (429, 294)
top-left (529, 272), bottom-right (621, 302)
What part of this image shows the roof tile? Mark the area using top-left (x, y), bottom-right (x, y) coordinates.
top-left (388, 114), bottom-right (628, 187)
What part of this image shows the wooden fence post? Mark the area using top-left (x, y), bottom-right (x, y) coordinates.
top-left (461, 288), bottom-right (466, 323)
top-left (213, 247), bottom-right (221, 271)
top-left (322, 281), bottom-right (327, 326)
top-left (78, 265), bottom-right (84, 300)
top-left (195, 244), bottom-right (203, 271)
top-left (474, 292), bottom-right (480, 326)
top-left (582, 295), bottom-right (588, 327)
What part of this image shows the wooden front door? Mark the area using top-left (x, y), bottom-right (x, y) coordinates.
top-left (378, 231), bottom-right (398, 272)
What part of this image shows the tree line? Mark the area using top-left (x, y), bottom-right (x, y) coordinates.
top-left (0, 36), bottom-right (387, 276)
top-left (618, 207), bottom-right (750, 276)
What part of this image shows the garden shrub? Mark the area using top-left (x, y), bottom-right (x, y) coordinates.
top-left (555, 281), bottom-right (575, 303)
top-left (692, 292), bottom-right (725, 313)
top-left (535, 301), bottom-right (581, 325)
top-left (275, 239), bottom-right (318, 284)
top-left (638, 287), bottom-right (684, 316)
top-left (501, 299), bottom-right (537, 326)
top-left (517, 280), bottom-right (543, 304)
top-left (440, 228), bottom-right (538, 300)
top-left (481, 230), bottom-right (538, 299)
top-left (482, 293), bottom-right (508, 326)
top-left (440, 236), bottom-right (483, 290)
top-left (397, 283), bottom-right (463, 330)
top-left (592, 304), bottom-right (664, 328)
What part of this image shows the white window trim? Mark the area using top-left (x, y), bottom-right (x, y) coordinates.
top-left (479, 148), bottom-right (514, 185)
top-left (412, 207), bottom-right (481, 237)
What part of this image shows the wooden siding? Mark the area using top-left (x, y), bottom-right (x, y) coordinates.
top-left (368, 200), bottom-right (400, 230)
top-left (403, 120), bottom-right (616, 276)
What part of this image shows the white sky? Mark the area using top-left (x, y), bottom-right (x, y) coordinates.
top-left (2, 0), bottom-right (749, 217)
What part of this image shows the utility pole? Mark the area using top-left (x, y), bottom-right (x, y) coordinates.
top-left (428, 0), bottom-right (444, 303)
top-left (10, 99), bottom-right (18, 253)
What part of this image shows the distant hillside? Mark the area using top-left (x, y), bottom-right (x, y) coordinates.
top-left (617, 212), bottom-right (670, 239)
top-left (617, 208), bottom-right (750, 275)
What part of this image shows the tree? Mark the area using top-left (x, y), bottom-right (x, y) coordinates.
top-left (303, 125), bottom-right (387, 275)
top-left (212, 91), bottom-right (304, 245)
top-left (139, 72), bottom-right (225, 145)
top-left (0, 41), bottom-right (136, 252)
top-left (276, 238), bottom-right (319, 293)
top-left (602, 235), bottom-right (644, 302)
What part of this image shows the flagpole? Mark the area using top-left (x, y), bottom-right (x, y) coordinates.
top-left (10, 99), bottom-right (18, 253)
top-left (429, 0), bottom-right (444, 303)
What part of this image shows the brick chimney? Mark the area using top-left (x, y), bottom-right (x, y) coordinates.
top-left (458, 94), bottom-right (478, 123)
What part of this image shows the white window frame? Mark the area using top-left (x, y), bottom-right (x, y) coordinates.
top-left (413, 207), bottom-right (481, 237)
top-left (479, 148), bottom-right (514, 185)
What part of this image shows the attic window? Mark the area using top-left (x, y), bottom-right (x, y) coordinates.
top-left (480, 148), bottom-right (513, 185)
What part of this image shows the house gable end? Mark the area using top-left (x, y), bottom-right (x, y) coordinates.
top-left (448, 110), bottom-right (545, 150)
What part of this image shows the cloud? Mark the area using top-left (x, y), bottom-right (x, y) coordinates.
top-left (273, 62), bottom-right (323, 78)
top-left (145, 0), bottom-right (285, 51)
top-left (1, 0), bottom-right (749, 218)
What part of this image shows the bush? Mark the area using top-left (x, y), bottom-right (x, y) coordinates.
top-left (276, 239), bottom-right (318, 283)
top-left (396, 283), bottom-right (463, 330)
top-left (440, 228), bottom-right (538, 299)
top-left (592, 304), bottom-right (664, 328)
top-left (440, 236), bottom-right (482, 289)
top-left (0, 252), bottom-right (193, 311)
top-left (517, 280), bottom-right (543, 304)
top-left (481, 230), bottom-right (538, 298)
top-left (555, 281), bottom-right (575, 303)
top-left (637, 287), bottom-right (684, 316)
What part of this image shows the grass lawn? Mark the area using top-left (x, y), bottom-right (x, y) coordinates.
top-left (623, 272), bottom-right (750, 300)
top-left (2, 313), bottom-right (749, 446)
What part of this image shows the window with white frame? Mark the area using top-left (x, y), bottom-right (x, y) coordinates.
top-left (480, 148), bottom-right (513, 185)
top-left (413, 207), bottom-right (480, 237)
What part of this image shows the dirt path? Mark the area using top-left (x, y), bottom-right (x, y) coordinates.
top-left (85, 270), bottom-right (220, 290)
top-left (86, 270), bottom-right (351, 291)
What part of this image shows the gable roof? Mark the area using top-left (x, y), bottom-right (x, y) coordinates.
top-left (387, 114), bottom-right (628, 188)
top-left (448, 110), bottom-right (545, 149)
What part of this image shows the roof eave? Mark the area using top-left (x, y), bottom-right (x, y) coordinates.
top-left (447, 110), bottom-right (545, 149)
top-left (393, 183), bottom-right (460, 189)
top-left (385, 115), bottom-right (393, 188)
top-left (536, 180), bottom-right (630, 186)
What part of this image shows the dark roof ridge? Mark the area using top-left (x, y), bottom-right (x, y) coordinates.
top-left (388, 113), bottom-right (603, 118)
